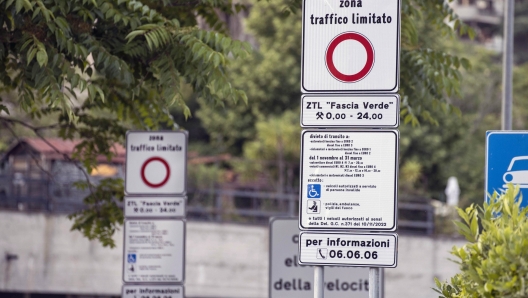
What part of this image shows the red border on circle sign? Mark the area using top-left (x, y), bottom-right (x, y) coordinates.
top-left (325, 32), bottom-right (374, 83)
top-left (141, 157), bottom-right (171, 188)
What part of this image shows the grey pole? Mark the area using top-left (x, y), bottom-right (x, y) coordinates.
top-left (380, 268), bottom-right (385, 298)
top-left (289, 194), bottom-right (296, 217)
top-left (502, 0), bottom-right (514, 130)
top-left (314, 266), bottom-right (324, 298)
top-left (369, 267), bottom-right (381, 298)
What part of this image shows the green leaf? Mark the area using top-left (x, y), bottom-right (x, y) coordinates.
top-left (41, 8), bottom-right (51, 22)
top-left (457, 207), bottom-right (470, 224)
top-left (125, 30), bottom-right (145, 42)
top-left (87, 84), bottom-right (96, 102)
top-left (106, 9), bottom-right (115, 19)
top-left (36, 50), bottom-right (48, 67)
top-left (484, 282), bottom-right (493, 292)
top-left (6, 0), bottom-right (16, 9)
top-left (32, 7), bottom-right (41, 19)
top-left (136, 24), bottom-right (159, 30)
top-left (22, 0), bottom-right (32, 10)
top-left (16, 0), bottom-right (24, 13)
top-left (240, 91), bottom-right (248, 105)
top-left (453, 221), bottom-right (474, 242)
top-left (141, 5), bottom-right (149, 15)
top-left (434, 277), bottom-right (442, 289)
top-left (71, 74), bottom-right (80, 88)
top-left (20, 39), bottom-right (33, 51)
top-left (470, 215), bottom-right (478, 237)
top-left (27, 47), bottom-right (37, 65)
top-left (242, 42), bottom-right (252, 53)
top-left (213, 53), bottom-right (221, 68)
top-left (94, 85), bottom-right (105, 102)
top-left (460, 58), bottom-right (470, 70)
top-left (468, 27), bottom-right (476, 40)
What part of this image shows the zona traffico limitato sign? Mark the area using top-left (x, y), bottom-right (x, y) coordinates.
top-left (301, 0), bottom-right (400, 93)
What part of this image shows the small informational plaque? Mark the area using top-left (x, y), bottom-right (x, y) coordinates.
top-left (299, 130), bottom-right (398, 230)
top-left (122, 285), bottom-right (184, 298)
top-left (124, 197), bottom-right (186, 218)
top-left (301, 94), bottom-right (399, 128)
top-left (299, 232), bottom-right (397, 267)
top-left (123, 220), bottom-right (185, 283)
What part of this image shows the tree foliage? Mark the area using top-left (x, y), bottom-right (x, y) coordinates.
top-left (435, 185), bottom-right (528, 297)
top-left (0, 0), bottom-right (250, 121)
top-left (399, 37), bottom-right (528, 208)
top-left (197, 0), bottom-right (475, 157)
top-left (399, 0), bottom-right (474, 125)
top-left (514, 0), bottom-right (528, 64)
top-left (0, 0), bottom-right (252, 246)
top-left (231, 110), bottom-right (300, 192)
top-left (196, 0), bottom-right (302, 153)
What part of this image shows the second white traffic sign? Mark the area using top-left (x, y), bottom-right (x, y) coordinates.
top-left (125, 131), bottom-right (188, 196)
top-left (299, 130), bottom-right (398, 231)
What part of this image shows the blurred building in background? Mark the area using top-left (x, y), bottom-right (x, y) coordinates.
top-left (451, 0), bottom-right (502, 50)
top-left (0, 138), bottom-right (125, 214)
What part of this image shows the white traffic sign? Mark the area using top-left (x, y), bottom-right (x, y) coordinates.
top-left (123, 220), bottom-right (185, 283)
top-left (299, 130), bottom-right (398, 230)
top-left (301, 0), bottom-right (400, 92)
top-left (270, 218), bottom-right (369, 298)
top-left (122, 285), bottom-right (184, 298)
top-left (125, 197), bottom-right (186, 218)
top-left (125, 131), bottom-right (187, 195)
top-left (299, 232), bottom-right (397, 267)
top-left (301, 94), bottom-right (399, 128)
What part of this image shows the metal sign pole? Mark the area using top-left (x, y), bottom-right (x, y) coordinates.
top-left (381, 268), bottom-right (385, 298)
top-left (314, 266), bottom-right (324, 298)
top-left (501, 0), bottom-right (514, 130)
top-left (299, 1), bottom-right (400, 297)
top-left (369, 267), bottom-right (381, 298)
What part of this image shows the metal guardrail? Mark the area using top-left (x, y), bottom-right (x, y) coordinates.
top-left (0, 188), bottom-right (435, 235)
top-left (187, 189), bottom-right (435, 235)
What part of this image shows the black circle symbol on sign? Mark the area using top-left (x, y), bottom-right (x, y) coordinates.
top-left (325, 32), bottom-right (374, 83)
top-left (141, 157), bottom-right (170, 188)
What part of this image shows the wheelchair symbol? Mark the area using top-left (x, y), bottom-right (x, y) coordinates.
top-left (308, 184), bottom-right (321, 198)
top-left (127, 254), bottom-right (136, 263)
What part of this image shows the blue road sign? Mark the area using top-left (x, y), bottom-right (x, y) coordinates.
top-left (486, 131), bottom-right (528, 207)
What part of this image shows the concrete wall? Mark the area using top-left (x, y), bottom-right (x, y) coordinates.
top-left (0, 211), bottom-right (465, 297)
top-left (0, 211), bottom-right (122, 296)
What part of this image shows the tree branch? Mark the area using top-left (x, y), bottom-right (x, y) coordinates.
top-left (0, 116), bottom-right (60, 132)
